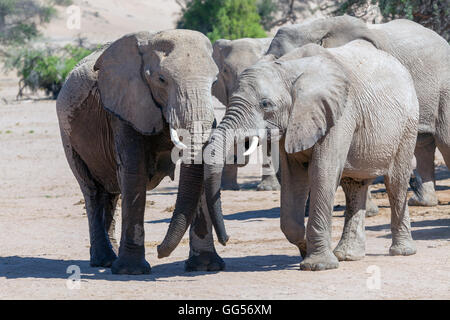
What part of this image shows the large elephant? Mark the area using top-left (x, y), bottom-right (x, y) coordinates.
top-left (212, 37), bottom-right (281, 191)
top-left (267, 15), bottom-right (450, 208)
top-left (204, 40), bottom-right (419, 271)
top-left (56, 30), bottom-right (229, 275)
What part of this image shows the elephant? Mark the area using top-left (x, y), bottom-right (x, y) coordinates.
top-left (266, 15), bottom-right (450, 209)
top-left (203, 40), bottom-right (419, 271)
top-left (56, 30), bottom-right (229, 275)
top-left (212, 37), bottom-right (281, 191)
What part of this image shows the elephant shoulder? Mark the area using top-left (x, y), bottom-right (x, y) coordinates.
top-left (56, 48), bottom-right (107, 135)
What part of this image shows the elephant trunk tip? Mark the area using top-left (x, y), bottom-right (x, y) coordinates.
top-left (218, 234), bottom-right (230, 246)
top-left (156, 245), bottom-right (171, 259)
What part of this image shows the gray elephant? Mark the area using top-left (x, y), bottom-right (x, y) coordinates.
top-left (203, 40), bottom-right (419, 271)
top-left (56, 30), bottom-right (229, 275)
top-left (267, 15), bottom-right (450, 208)
top-left (212, 37), bottom-right (281, 191)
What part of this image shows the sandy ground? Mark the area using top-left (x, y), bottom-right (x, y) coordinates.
top-left (0, 0), bottom-right (449, 300)
top-left (0, 70), bottom-right (449, 300)
top-left (41, 0), bottom-right (181, 45)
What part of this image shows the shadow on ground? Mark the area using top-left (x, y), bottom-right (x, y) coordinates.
top-left (366, 218), bottom-right (450, 240)
top-left (146, 207), bottom-right (281, 224)
top-left (0, 254), bottom-right (300, 282)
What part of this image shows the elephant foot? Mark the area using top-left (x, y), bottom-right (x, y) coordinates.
top-left (90, 245), bottom-right (117, 268)
top-left (299, 250), bottom-right (339, 271)
top-left (257, 174), bottom-right (280, 191)
top-left (408, 193), bottom-right (438, 207)
top-left (111, 254), bottom-right (151, 275)
top-left (365, 198), bottom-right (379, 217)
top-left (389, 238), bottom-right (416, 256)
top-left (333, 241), bottom-right (365, 261)
top-left (221, 181), bottom-right (240, 191)
top-left (185, 251), bottom-right (225, 272)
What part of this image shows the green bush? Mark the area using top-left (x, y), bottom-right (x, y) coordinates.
top-left (5, 44), bottom-right (93, 99)
top-left (177, 0), bottom-right (267, 42)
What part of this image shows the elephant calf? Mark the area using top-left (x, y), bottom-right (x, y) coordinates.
top-left (204, 40), bottom-right (419, 271)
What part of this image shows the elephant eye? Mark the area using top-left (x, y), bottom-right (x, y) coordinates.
top-left (158, 75), bottom-right (166, 84)
top-left (260, 99), bottom-right (274, 109)
top-left (318, 34), bottom-right (329, 46)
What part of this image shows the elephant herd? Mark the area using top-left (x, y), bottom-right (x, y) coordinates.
top-left (56, 15), bottom-right (450, 274)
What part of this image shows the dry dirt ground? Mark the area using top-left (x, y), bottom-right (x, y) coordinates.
top-left (0, 71), bottom-right (449, 300)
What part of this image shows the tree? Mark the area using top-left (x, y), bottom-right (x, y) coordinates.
top-left (177, 0), bottom-right (267, 42)
top-left (4, 43), bottom-right (93, 99)
top-left (335, 0), bottom-right (449, 41)
top-left (0, 0), bottom-right (58, 45)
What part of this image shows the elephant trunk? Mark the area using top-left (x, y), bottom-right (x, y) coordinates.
top-left (158, 84), bottom-right (230, 257)
top-left (157, 163), bottom-right (204, 258)
top-left (204, 101), bottom-right (257, 244)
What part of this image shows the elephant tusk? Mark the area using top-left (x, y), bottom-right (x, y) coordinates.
top-left (170, 127), bottom-right (188, 150)
top-left (244, 136), bottom-right (259, 156)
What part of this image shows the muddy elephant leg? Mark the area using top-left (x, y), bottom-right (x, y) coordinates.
top-left (221, 164), bottom-right (240, 190)
top-left (111, 121), bottom-right (151, 275)
top-left (185, 191), bottom-right (225, 272)
top-left (408, 134), bottom-right (438, 206)
top-left (279, 147), bottom-right (308, 258)
top-left (334, 178), bottom-right (371, 261)
top-left (257, 141), bottom-right (281, 191)
top-left (83, 188), bottom-right (119, 267)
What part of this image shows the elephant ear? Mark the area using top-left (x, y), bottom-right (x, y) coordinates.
top-left (212, 75), bottom-right (228, 106)
top-left (94, 31), bottom-right (163, 135)
top-left (285, 56), bottom-right (349, 154)
top-left (212, 39), bottom-right (231, 105)
top-left (212, 39), bottom-right (231, 65)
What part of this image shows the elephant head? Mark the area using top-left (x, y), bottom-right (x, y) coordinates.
top-left (93, 30), bottom-right (228, 258)
top-left (212, 38), bottom-right (272, 106)
top-left (204, 45), bottom-right (349, 223)
top-left (266, 15), bottom-right (381, 58)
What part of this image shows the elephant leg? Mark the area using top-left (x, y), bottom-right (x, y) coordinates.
top-left (63, 142), bottom-right (118, 268)
top-left (344, 185), bottom-right (378, 218)
top-left (111, 121), bottom-right (151, 275)
top-left (104, 194), bottom-right (119, 251)
top-left (385, 171), bottom-right (416, 257)
top-left (83, 188), bottom-right (119, 267)
top-left (257, 143), bottom-right (280, 191)
top-left (279, 148), bottom-right (308, 258)
top-left (408, 134), bottom-right (438, 206)
top-left (365, 186), bottom-right (379, 217)
top-left (221, 164), bottom-right (240, 190)
top-left (299, 137), bottom-right (345, 271)
top-left (435, 88), bottom-right (450, 188)
top-left (334, 178), bottom-right (370, 261)
top-left (185, 191), bottom-right (225, 272)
